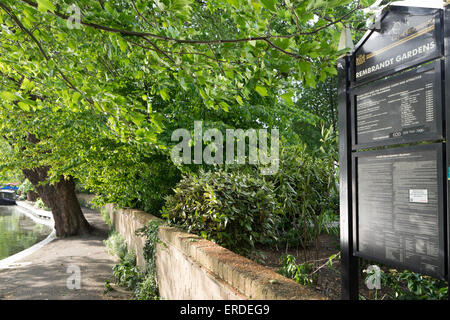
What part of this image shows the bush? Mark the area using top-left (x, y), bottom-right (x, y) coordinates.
top-left (34, 198), bottom-right (50, 211)
top-left (363, 268), bottom-right (448, 300)
top-left (83, 152), bottom-right (181, 215)
top-left (112, 252), bottom-right (140, 290)
top-left (134, 272), bottom-right (159, 300)
top-left (100, 206), bottom-right (111, 226)
top-left (107, 222), bottom-right (160, 300)
top-left (266, 143), bottom-right (339, 248)
top-left (162, 169), bottom-right (280, 255)
top-left (104, 231), bottom-right (128, 260)
top-left (19, 179), bottom-right (34, 195)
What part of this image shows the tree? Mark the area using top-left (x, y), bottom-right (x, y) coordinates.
top-left (0, 0), bottom-right (379, 236)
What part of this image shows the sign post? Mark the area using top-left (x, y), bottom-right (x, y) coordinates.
top-left (338, 5), bottom-right (450, 299)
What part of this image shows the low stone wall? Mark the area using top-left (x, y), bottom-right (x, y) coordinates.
top-left (104, 205), bottom-right (326, 300)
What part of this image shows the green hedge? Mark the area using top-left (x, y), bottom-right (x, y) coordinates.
top-left (162, 169), bottom-right (279, 255)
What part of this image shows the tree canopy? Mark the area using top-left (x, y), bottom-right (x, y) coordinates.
top-left (0, 0), bottom-right (379, 217)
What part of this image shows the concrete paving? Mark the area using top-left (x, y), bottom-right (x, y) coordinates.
top-left (0, 208), bottom-right (131, 300)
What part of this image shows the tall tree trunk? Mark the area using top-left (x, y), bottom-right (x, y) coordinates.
top-left (22, 166), bottom-right (91, 237)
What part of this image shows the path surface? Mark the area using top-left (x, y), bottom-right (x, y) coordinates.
top-left (0, 208), bottom-right (131, 300)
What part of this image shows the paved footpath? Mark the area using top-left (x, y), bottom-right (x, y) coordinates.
top-left (0, 208), bottom-right (131, 300)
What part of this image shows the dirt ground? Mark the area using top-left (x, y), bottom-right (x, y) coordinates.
top-left (256, 234), bottom-right (390, 300)
top-left (0, 207), bottom-right (131, 300)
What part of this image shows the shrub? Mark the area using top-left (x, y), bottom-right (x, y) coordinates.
top-left (278, 254), bottom-right (316, 286)
top-left (19, 179), bottom-right (34, 195)
top-left (112, 252), bottom-right (140, 290)
top-left (363, 268), bottom-right (448, 300)
top-left (266, 143), bottom-right (339, 248)
top-left (134, 272), bottom-right (159, 300)
top-left (104, 231), bottom-right (127, 260)
top-left (100, 206), bottom-right (111, 226)
top-left (83, 152), bottom-right (181, 215)
top-left (162, 169), bottom-right (280, 255)
top-left (107, 222), bottom-right (160, 300)
top-left (34, 198), bottom-right (50, 211)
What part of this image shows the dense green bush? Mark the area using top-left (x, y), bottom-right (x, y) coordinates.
top-left (161, 129), bottom-right (339, 255)
top-left (83, 151), bottom-right (181, 215)
top-left (112, 251), bottom-right (140, 290)
top-left (162, 169), bottom-right (280, 255)
top-left (18, 179), bottom-right (34, 195)
top-left (266, 140), bottom-right (339, 248)
top-left (34, 198), bottom-right (51, 211)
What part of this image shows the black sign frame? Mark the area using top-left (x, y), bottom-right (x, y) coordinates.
top-left (351, 59), bottom-right (444, 150)
top-left (350, 5), bottom-right (443, 86)
top-left (338, 4), bottom-right (450, 300)
top-left (351, 143), bottom-right (446, 280)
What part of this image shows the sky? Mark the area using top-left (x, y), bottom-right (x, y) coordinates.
top-left (364, 0), bottom-right (444, 23)
top-left (373, 0), bottom-right (443, 8)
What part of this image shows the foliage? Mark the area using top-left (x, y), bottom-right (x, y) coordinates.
top-left (84, 151), bottom-right (181, 214)
top-left (112, 251), bottom-right (141, 290)
top-left (136, 219), bottom-right (161, 264)
top-left (0, 0), bottom-right (373, 121)
top-left (18, 179), bottom-right (34, 195)
top-left (74, 180), bottom-right (90, 194)
top-left (0, 0), bottom-right (371, 218)
top-left (107, 220), bottom-right (160, 300)
top-left (99, 206), bottom-right (111, 226)
top-left (266, 132), bottom-right (339, 248)
top-left (162, 169), bottom-right (279, 255)
top-left (133, 272), bottom-right (160, 300)
top-left (363, 268), bottom-right (449, 300)
top-left (279, 254), bottom-right (317, 286)
top-left (135, 219), bottom-right (162, 300)
top-left (34, 197), bottom-right (50, 211)
top-left (279, 252), bottom-right (340, 286)
top-left (104, 230), bottom-right (128, 260)
top-left (0, 139), bottom-right (22, 184)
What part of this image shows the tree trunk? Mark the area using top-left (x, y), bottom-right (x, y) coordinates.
top-left (27, 190), bottom-right (39, 202)
top-left (22, 166), bottom-right (91, 237)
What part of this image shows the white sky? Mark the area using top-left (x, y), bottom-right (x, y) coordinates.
top-left (373, 0), bottom-right (443, 8)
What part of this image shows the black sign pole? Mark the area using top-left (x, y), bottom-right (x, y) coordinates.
top-left (338, 54), bottom-right (359, 300)
top-left (444, 3), bottom-right (450, 289)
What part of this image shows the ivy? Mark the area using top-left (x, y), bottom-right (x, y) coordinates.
top-left (134, 219), bottom-right (163, 300)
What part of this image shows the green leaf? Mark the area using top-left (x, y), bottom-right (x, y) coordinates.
top-left (17, 102), bottom-right (31, 112)
top-left (20, 78), bottom-right (34, 92)
top-left (72, 92), bottom-right (82, 103)
top-left (159, 88), bottom-right (170, 101)
top-left (117, 37), bottom-right (128, 52)
top-left (273, 38), bottom-right (290, 50)
top-left (260, 0), bottom-right (276, 11)
top-left (219, 101), bottom-right (230, 112)
top-left (37, 0), bottom-right (56, 13)
top-left (0, 91), bottom-right (18, 102)
top-left (226, 0), bottom-right (240, 7)
top-left (281, 92), bottom-right (293, 106)
top-left (255, 85), bottom-right (268, 97)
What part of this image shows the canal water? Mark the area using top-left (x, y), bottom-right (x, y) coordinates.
top-left (0, 206), bottom-right (52, 260)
